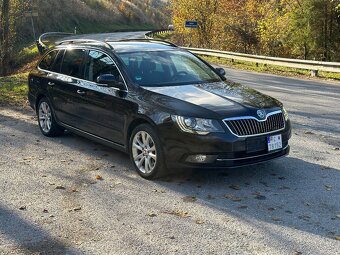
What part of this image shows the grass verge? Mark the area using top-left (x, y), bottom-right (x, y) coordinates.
top-left (200, 56), bottom-right (340, 81)
top-left (0, 73), bottom-right (29, 106)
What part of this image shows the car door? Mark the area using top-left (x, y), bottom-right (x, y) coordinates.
top-left (72, 50), bottom-right (130, 145)
top-left (48, 48), bottom-right (87, 127)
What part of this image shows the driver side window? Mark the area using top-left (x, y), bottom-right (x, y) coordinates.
top-left (84, 51), bottom-right (121, 83)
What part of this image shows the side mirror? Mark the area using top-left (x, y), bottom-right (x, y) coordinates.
top-left (215, 67), bottom-right (226, 77)
top-left (97, 74), bottom-right (126, 91)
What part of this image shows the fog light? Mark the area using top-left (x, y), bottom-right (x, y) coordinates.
top-left (185, 154), bottom-right (216, 164)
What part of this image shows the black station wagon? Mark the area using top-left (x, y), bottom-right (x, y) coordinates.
top-left (28, 38), bottom-right (291, 179)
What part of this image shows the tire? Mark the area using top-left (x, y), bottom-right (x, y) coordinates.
top-left (129, 124), bottom-right (167, 179)
top-left (37, 97), bottom-right (64, 137)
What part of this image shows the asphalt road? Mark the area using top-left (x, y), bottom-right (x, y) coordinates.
top-left (63, 31), bottom-right (147, 41)
top-left (0, 34), bottom-right (340, 254)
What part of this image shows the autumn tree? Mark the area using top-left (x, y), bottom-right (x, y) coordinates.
top-left (171, 0), bottom-right (221, 48)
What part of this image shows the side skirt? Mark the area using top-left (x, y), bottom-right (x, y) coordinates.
top-left (60, 122), bottom-right (128, 154)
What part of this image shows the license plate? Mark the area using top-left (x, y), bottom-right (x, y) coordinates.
top-left (267, 134), bottom-right (282, 152)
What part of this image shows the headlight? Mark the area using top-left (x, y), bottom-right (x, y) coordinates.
top-left (172, 115), bottom-right (224, 135)
top-left (282, 107), bottom-right (289, 121)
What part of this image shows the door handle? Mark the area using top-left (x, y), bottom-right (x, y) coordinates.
top-left (77, 90), bottom-right (86, 96)
top-left (48, 82), bottom-right (55, 87)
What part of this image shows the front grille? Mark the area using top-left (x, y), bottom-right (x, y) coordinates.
top-left (223, 111), bottom-right (285, 137)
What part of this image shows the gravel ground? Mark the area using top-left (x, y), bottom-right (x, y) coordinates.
top-left (0, 68), bottom-right (340, 254)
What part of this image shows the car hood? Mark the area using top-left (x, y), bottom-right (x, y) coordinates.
top-left (142, 81), bottom-right (282, 118)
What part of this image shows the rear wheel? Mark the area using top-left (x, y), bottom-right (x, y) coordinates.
top-left (130, 124), bottom-right (166, 179)
top-left (37, 97), bottom-right (64, 137)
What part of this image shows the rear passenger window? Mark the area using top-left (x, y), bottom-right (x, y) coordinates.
top-left (84, 50), bottom-right (121, 82)
top-left (50, 50), bottom-right (64, 73)
top-left (39, 50), bottom-right (58, 70)
top-left (60, 49), bottom-right (86, 78)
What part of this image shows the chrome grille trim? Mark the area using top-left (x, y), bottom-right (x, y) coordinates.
top-left (223, 110), bottom-right (285, 138)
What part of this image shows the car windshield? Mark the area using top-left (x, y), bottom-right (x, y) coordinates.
top-left (117, 50), bottom-right (221, 87)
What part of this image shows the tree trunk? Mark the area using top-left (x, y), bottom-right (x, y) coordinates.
top-left (0, 0), bottom-right (10, 76)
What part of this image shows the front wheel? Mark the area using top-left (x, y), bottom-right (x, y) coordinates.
top-left (37, 97), bottom-right (64, 137)
top-left (129, 124), bottom-right (166, 179)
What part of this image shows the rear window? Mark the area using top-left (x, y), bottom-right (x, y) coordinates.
top-left (38, 50), bottom-right (58, 70)
top-left (60, 49), bottom-right (86, 78)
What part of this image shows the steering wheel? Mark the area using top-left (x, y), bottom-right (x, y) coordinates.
top-left (172, 71), bottom-right (189, 81)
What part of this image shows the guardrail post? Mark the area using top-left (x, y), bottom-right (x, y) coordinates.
top-left (311, 70), bottom-right (318, 77)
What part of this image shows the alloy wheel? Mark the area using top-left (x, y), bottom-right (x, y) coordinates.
top-left (39, 102), bottom-right (52, 133)
top-left (132, 131), bottom-right (157, 174)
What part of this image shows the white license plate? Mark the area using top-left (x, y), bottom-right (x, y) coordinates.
top-left (267, 134), bottom-right (283, 152)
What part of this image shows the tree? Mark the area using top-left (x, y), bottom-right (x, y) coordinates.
top-left (0, 0), bottom-right (10, 76)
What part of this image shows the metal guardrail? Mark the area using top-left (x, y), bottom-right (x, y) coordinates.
top-left (145, 30), bottom-right (340, 76)
top-left (145, 30), bottom-right (171, 40)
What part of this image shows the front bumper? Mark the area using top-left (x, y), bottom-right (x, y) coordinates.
top-left (158, 120), bottom-right (291, 169)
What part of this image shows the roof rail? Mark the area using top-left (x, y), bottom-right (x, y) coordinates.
top-left (57, 39), bottom-right (114, 50)
top-left (107, 38), bottom-right (178, 48)
top-left (37, 32), bottom-right (74, 55)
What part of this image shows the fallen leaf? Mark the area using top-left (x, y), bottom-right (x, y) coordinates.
top-left (147, 212), bottom-right (157, 217)
top-left (237, 205), bottom-right (248, 209)
top-left (252, 191), bottom-right (261, 196)
top-left (271, 217), bottom-right (281, 222)
top-left (163, 209), bottom-right (190, 218)
top-left (298, 215), bottom-right (311, 221)
top-left (229, 184), bottom-right (240, 190)
top-left (73, 207), bottom-right (82, 212)
top-left (324, 185), bottom-right (332, 191)
top-left (254, 195), bottom-right (266, 200)
top-left (95, 175), bottom-right (103, 180)
top-left (182, 196), bottom-right (197, 203)
top-left (231, 197), bottom-right (242, 202)
top-left (207, 195), bottom-right (214, 200)
top-left (224, 194), bottom-right (242, 202)
top-left (279, 186), bottom-right (290, 190)
top-left (260, 181), bottom-right (269, 187)
top-left (195, 219), bottom-right (204, 224)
